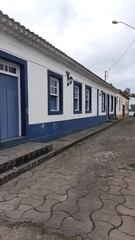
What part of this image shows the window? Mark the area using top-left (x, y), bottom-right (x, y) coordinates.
top-left (75, 85), bottom-right (79, 111)
top-left (111, 95), bottom-right (114, 111)
top-left (74, 81), bottom-right (82, 113)
top-left (85, 86), bottom-right (92, 113)
top-left (0, 61), bottom-right (17, 75)
top-left (9, 66), bottom-right (17, 74)
top-left (48, 70), bottom-right (63, 115)
top-left (101, 93), bottom-right (106, 112)
top-left (50, 77), bottom-right (59, 111)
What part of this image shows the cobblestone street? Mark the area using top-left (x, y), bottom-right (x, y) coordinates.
top-left (0, 117), bottom-right (135, 240)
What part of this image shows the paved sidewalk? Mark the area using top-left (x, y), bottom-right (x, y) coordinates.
top-left (0, 121), bottom-right (113, 185)
top-left (0, 117), bottom-right (135, 240)
top-left (0, 121), bottom-right (113, 159)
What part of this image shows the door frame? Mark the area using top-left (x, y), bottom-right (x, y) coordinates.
top-left (0, 60), bottom-right (22, 139)
top-left (122, 105), bottom-right (125, 117)
top-left (0, 51), bottom-right (28, 146)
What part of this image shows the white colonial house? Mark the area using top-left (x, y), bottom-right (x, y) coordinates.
top-left (0, 11), bottom-right (119, 149)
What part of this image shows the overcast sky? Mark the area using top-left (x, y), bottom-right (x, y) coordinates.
top-left (1, 0), bottom-right (135, 102)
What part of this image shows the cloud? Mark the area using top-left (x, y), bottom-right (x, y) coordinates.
top-left (0, 0), bottom-right (135, 95)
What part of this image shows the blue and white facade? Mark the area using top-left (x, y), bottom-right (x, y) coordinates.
top-left (0, 11), bottom-right (118, 149)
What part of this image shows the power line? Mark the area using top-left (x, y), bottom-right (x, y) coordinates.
top-left (105, 38), bottom-right (135, 80)
top-left (108, 38), bottom-right (135, 71)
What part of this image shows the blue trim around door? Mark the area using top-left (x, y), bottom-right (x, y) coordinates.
top-left (0, 51), bottom-right (28, 146)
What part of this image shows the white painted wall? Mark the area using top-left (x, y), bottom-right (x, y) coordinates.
top-left (0, 31), bottom-right (117, 124)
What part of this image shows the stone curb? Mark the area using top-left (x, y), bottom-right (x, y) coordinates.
top-left (0, 144), bottom-right (52, 174)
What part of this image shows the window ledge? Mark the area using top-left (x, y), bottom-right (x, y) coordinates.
top-left (48, 111), bottom-right (63, 115)
top-left (85, 110), bottom-right (92, 113)
top-left (74, 110), bottom-right (82, 114)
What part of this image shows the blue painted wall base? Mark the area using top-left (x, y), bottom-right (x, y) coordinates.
top-left (0, 114), bottom-right (115, 149)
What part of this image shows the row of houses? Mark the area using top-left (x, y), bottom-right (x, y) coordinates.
top-left (0, 11), bottom-right (129, 149)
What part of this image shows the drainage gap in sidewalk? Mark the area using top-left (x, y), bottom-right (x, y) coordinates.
top-left (129, 163), bottom-right (135, 170)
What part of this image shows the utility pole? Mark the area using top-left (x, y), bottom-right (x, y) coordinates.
top-left (104, 70), bottom-right (107, 81)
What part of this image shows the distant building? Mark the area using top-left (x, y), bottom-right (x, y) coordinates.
top-left (116, 90), bottom-right (129, 119)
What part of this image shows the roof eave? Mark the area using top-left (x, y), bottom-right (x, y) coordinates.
top-left (0, 10), bottom-right (118, 93)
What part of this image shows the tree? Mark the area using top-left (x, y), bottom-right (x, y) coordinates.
top-left (130, 104), bottom-right (135, 111)
top-left (124, 88), bottom-right (135, 98)
top-left (130, 93), bottom-right (135, 98)
top-left (124, 88), bottom-right (130, 94)
top-left (124, 88), bottom-right (130, 98)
